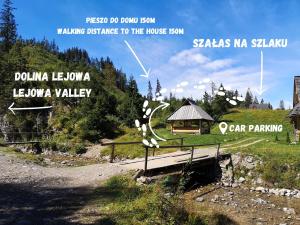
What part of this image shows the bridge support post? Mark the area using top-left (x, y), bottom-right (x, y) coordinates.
top-left (180, 138), bottom-right (183, 150)
top-left (216, 143), bottom-right (220, 160)
top-left (110, 144), bottom-right (115, 163)
top-left (144, 146), bottom-right (149, 173)
top-left (190, 146), bottom-right (194, 162)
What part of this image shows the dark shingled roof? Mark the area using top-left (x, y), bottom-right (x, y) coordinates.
top-left (289, 103), bottom-right (300, 117)
top-left (249, 104), bottom-right (270, 109)
top-left (294, 76), bottom-right (300, 88)
top-left (167, 99), bottom-right (214, 121)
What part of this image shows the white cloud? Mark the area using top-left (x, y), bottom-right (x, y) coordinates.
top-left (160, 88), bottom-right (167, 94)
top-left (202, 78), bottom-right (210, 83)
top-left (151, 48), bottom-right (274, 100)
top-left (180, 81), bottom-right (189, 86)
top-left (203, 59), bottom-right (234, 70)
top-left (169, 48), bottom-right (209, 66)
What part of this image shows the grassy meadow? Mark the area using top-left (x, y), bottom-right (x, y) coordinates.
top-left (103, 108), bottom-right (300, 188)
top-left (103, 108), bottom-right (298, 161)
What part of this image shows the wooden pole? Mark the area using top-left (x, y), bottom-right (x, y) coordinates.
top-left (144, 146), bottom-right (149, 173)
top-left (190, 146), bottom-right (194, 162)
top-left (216, 143), bottom-right (220, 160)
top-left (180, 137), bottom-right (183, 150)
top-left (110, 144), bottom-right (115, 163)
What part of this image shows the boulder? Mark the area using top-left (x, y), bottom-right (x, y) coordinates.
top-left (238, 177), bottom-right (246, 183)
top-left (136, 176), bottom-right (152, 185)
top-left (255, 186), bottom-right (265, 192)
top-left (251, 198), bottom-right (267, 205)
top-left (195, 197), bottom-right (205, 202)
top-left (283, 207), bottom-right (295, 215)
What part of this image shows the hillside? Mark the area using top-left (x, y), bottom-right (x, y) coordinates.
top-left (0, 40), bottom-right (144, 145)
top-left (105, 108), bottom-right (298, 161)
top-left (216, 108), bottom-right (291, 129)
top-left (212, 108), bottom-right (293, 135)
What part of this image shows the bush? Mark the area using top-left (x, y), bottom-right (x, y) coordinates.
top-left (41, 139), bottom-right (87, 154)
top-left (261, 160), bottom-right (300, 188)
top-left (56, 143), bottom-right (71, 152)
top-left (41, 140), bottom-right (58, 151)
top-left (161, 175), bottom-right (180, 192)
top-left (72, 144), bottom-right (87, 154)
top-left (101, 176), bottom-right (206, 225)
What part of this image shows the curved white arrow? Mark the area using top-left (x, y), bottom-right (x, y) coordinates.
top-left (8, 102), bottom-right (52, 115)
top-left (148, 101), bottom-right (170, 141)
top-left (124, 40), bottom-right (151, 78)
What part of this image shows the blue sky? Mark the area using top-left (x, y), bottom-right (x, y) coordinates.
top-left (9, 0), bottom-right (300, 108)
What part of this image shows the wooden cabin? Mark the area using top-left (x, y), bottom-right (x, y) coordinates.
top-left (249, 103), bottom-right (271, 110)
top-left (167, 99), bottom-right (214, 134)
top-left (289, 76), bottom-right (300, 142)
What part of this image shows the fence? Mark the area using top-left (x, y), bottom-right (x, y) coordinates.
top-left (143, 143), bottom-right (220, 173)
top-left (101, 137), bottom-right (185, 163)
top-left (0, 131), bottom-right (50, 144)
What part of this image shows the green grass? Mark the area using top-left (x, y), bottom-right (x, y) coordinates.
top-left (91, 175), bottom-right (236, 225)
top-left (228, 138), bottom-right (300, 188)
top-left (102, 109), bottom-right (296, 159)
top-left (104, 109), bottom-right (300, 158)
top-left (0, 146), bottom-right (45, 164)
top-left (104, 109), bottom-right (300, 188)
top-left (101, 128), bottom-right (182, 159)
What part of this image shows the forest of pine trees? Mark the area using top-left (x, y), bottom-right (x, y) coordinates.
top-left (0, 0), bottom-right (144, 142)
top-left (0, 0), bottom-right (275, 144)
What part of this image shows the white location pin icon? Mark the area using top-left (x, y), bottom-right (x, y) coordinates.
top-left (219, 122), bottom-right (228, 135)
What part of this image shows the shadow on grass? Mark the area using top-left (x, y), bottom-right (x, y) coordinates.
top-left (0, 174), bottom-right (240, 225)
top-left (0, 176), bottom-right (144, 225)
top-left (212, 213), bottom-right (239, 225)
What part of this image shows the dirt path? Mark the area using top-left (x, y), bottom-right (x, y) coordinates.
top-left (222, 139), bottom-right (265, 150)
top-left (222, 137), bottom-right (255, 148)
top-left (82, 143), bottom-right (107, 159)
top-left (0, 152), bottom-right (127, 225)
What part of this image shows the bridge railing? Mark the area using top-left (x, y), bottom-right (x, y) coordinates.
top-left (101, 137), bottom-right (185, 163)
top-left (143, 143), bottom-right (221, 173)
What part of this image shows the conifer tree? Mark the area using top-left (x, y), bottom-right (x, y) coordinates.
top-left (147, 81), bottom-right (153, 100)
top-left (210, 81), bottom-right (217, 101)
top-left (244, 88), bottom-right (253, 108)
top-left (202, 91), bottom-right (213, 115)
top-left (0, 0), bottom-right (17, 52)
top-left (211, 84), bottom-right (228, 120)
top-left (279, 100), bottom-right (285, 110)
top-left (155, 79), bottom-right (162, 95)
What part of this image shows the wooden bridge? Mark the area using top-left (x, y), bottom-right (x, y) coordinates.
top-left (102, 138), bottom-right (230, 176)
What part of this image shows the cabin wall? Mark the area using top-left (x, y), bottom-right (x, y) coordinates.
top-left (170, 120), bottom-right (212, 134)
top-left (291, 117), bottom-right (300, 142)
